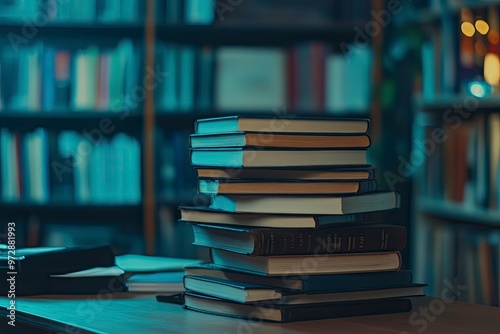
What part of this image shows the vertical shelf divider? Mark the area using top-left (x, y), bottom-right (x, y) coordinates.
top-left (144, 0), bottom-right (157, 254)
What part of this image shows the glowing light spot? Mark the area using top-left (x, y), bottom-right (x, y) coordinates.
top-left (484, 53), bottom-right (500, 85)
top-left (469, 81), bottom-right (489, 98)
top-left (461, 22), bottom-right (475, 37)
top-left (475, 20), bottom-right (490, 35)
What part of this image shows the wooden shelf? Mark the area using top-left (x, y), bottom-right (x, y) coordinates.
top-left (157, 193), bottom-right (210, 207)
top-left (418, 96), bottom-right (500, 114)
top-left (156, 22), bottom-right (369, 45)
top-left (0, 22), bottom-right (144, 40)
top-left (0, 202), bottom-right (143, 223)
top-left (0, 111), bottom-right (143, 132)
top-left (417, 197), bottom-right (500, 227)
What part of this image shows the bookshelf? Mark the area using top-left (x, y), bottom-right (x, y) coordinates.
top-left (409, 1), bottom-right (500, 306)
top-left (0, 0), bottom-right (382, 256)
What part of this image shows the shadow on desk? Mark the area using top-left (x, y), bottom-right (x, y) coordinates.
top-left (0, 294), bottom-right (499, 334)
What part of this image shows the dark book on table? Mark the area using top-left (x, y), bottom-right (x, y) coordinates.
top-left (197, 179), bottom-right (377, 195)
top-left (189, 132), bottom-right (371, 149)
top-left (0, 246), bottom-right (115, 275)
top-left (179, 206), bottom-right (374, 228)
top-left (194, 116), bottom-right (370, 134)
top-left (183, 292), bottom-right (412, 322)
top-left (0, 266), bottom-right (126, 296)
top-left (184, 275), bottom-right (424, 304)
top-left (196, 166), bottom-right (376, 180)
top-left (191, 223), bottom-right (407, 256)
top-left (209, 191), bottom-right (400, 215)
top-left (190, 148), bottom-right (368, 168)
top-left (185, 263), bottom-right (414, 293)
top-left (210, 249), bottom-right (402, 276)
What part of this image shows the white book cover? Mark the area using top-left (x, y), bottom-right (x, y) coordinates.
top-left (216, 47), bottom-right (286, 111)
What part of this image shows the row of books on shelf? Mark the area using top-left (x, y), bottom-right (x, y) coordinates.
top-left (0, 0), bottom-right (142, 23)
top-left (0, 41), bottom-right (371, 114)
top-left (420, 113), bottom-right (500, 210)
top-left (158, 0), bottom-right (373, 25)
top-left (0, 128), bottom-right (141, 204)
top-left (157, 43), bottom-right (372, 113)
top-left (419, 5), bottom-right (500, 99)
top-left (0, 39), bottom-right (140, 112)
top-left (414, 219), bottom-right (500, 306)
top-left (156, 129), bottom-right (197, 201)
top-left (169, 115), bottom-right (423, 322)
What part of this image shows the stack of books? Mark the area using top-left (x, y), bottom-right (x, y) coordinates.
top-left (179, 115), bottom-right (423, 322)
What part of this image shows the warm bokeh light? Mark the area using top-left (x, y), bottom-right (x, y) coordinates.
top-left (484, 53), bottom-right (500, 85)
top-left (475, 19), bottom-right (490, 35)
top-left (488, 30), bottom-right (500, 44)
top-left (461, 21), bottom-right (475, 37)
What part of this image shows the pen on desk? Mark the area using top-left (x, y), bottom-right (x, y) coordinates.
top-left (156, 293), bottom-right (184, 305)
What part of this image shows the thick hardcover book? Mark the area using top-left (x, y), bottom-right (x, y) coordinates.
top-left (183, 292), bottom-right (412, 322)
top-left (184, 275), bottom-right (424, 304)
top-left (194, 116), bottom-right (370, 134)
top-left (191, 223), bottom-right (407, 256)
top-left (209, 191), bottom-right (400, 215)
top-left (184, 275), bottom-right (282, 303)
top-left (179, 206), bottom-right (374, 228)
top-left (185, 263), bottom-right (414, 292)
top-left (196, 166), bottom-right (376, 180)
top-left (197, 179), bottom-right (378, 195)
top-left (0, 246), bottom-right (115, 275)
top-left (190, 148), bottom-right (368, 168)
top-left (0, 267), bottom-right (126, 296)
top-left (189, 132), bottom-right (371, 149)
top-left (210, 249), bottom-right (402, 276)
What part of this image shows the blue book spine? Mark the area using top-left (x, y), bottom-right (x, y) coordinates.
top-left (42, 47), bottom-right (56, 111)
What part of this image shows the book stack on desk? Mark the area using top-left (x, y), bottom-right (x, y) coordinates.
top-left (179, 116), bottom-right (423, 322)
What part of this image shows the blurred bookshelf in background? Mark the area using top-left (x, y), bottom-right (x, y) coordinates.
top-left (0, 0), bottom-right (382, 256)
top-left (407, 0), bottom-right (500, 306)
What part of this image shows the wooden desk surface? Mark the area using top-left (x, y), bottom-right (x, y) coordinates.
top-left (0, 294), bottom-right (498, 334)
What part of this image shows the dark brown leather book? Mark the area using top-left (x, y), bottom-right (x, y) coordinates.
top-left (192, 223), bottom-right (406, 256)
